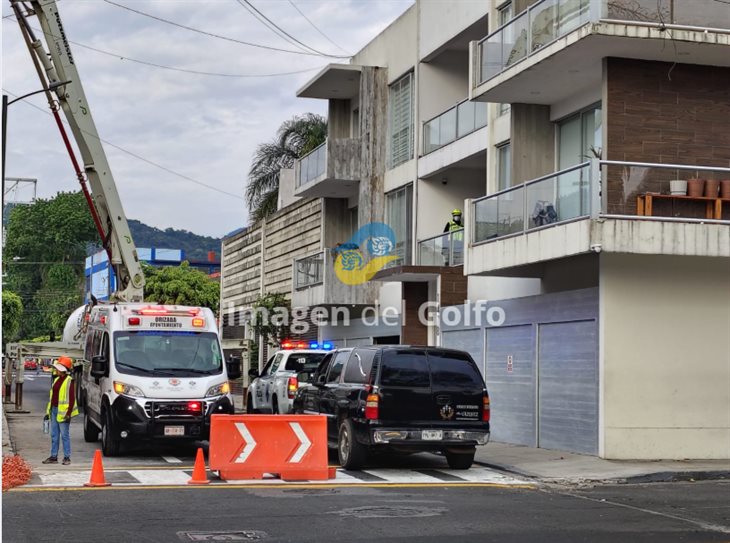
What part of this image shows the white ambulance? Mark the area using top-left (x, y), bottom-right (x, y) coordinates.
top-left (79, 303), bottom-right (240, 456)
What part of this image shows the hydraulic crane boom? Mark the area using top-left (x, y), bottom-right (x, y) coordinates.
top-left (11, 0), bottom-right (145, 302)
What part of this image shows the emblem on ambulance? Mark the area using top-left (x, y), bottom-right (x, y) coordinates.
top-left (439, 404), bottom-right (455, 421)
top-left (168, 378), bottom-right (181, 387)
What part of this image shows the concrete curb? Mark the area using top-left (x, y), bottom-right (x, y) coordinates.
top-left (2, 404), bottom-right (17, 457)
top-left (474, 460), bottom-right (730, 485)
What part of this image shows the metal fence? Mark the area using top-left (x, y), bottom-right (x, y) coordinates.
top-left (423, 100), bottom-right (488, 154)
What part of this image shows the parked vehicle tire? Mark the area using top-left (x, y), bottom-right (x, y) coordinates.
top-left (338, 419), bottom-right (367, 469)
top-left (272, 396), bottom-right (279, 415)
top-left (445, 449), bottom-right (475, 470)
top-left (246, 394), bottom-right (256, 414)
top-left (101, 409), bottom-right (121, 457)
top-left (83, 411), bottom-right (99, 442)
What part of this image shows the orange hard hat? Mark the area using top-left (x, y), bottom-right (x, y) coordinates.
top-left (56, 356), bottom-right (73, 370)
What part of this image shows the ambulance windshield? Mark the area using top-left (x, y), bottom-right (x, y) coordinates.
top-left (114, 331), bottom-right (223, 377)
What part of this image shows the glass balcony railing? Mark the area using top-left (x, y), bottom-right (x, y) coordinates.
top-left (296, 142), bottom-right (327, 188)
top-left (294, 251), bottom-right (323, 289)
top-left (418, 230), bottom-right (464, 266)
top-left (473, 163), bottom-right (591, 243)
top-left (477, 0), bottom-right (730, 85)
top-left (423, 100), bottom-right (488, 155)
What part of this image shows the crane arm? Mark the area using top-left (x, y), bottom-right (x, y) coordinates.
top-left (12, 0), bottom-right (145, 302)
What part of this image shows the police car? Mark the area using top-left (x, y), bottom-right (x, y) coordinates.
top-left (246, 341), bottom-right (332, 414)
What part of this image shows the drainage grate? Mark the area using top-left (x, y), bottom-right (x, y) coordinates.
top-left (331, 505), bottom-right (447, 519)
top-left (177, 531), bottom-right (267, 541)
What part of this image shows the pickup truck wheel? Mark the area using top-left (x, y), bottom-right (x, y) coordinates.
top-left (445, 449), bottom-right (475, 470)
top-left (338, 419), bottom-right (367, 469)
top-left (83, 411), bottom-right (99, 442)
top-left (272, 396), bottom-right (279, 415)
top-left (101, 410), bottom-right (121, 457)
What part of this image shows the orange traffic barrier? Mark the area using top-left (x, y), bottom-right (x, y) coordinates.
top-left (84, 450), bottom-right (111, 487)
top-left (188, 447), bottom-right (210, 485)
top-left (209, 414), bottom-right (331, 481)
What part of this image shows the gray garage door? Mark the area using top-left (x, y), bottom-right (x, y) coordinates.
top-left (441, 329), bottom-right (484, 377)
top-left (538, 321), bottom-right (598, 454)
top-left (485, 325), bottom-right (536, 447)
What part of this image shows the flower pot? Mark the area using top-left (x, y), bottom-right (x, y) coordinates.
top-left (721, 180), bottom-right (730, 199)
top-left (669, 180), bottom-right (687, 195)
top-left (705, 179), bottom-right (720, 198)
top-left (687, 178), bottom-right (705, 198)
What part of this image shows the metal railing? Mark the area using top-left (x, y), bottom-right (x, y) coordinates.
top-left (293, 251), bottom-right (323, 289)
top-left (477, 0), bottom-right (730, 85)
top-left (296, 141), bottom-right (327, 188)
top-left (418, 230), bottom-right (464, 266)
top-left (423, 99), bottom-right (488, 155)
top-left (472, 159), bottom-right (730, 244)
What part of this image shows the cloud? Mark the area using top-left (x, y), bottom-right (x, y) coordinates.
top-left (2, 0), bottom-right (414, 238)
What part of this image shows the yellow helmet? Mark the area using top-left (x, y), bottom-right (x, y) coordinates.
top-left (452, 209), bottom-right (462, 216)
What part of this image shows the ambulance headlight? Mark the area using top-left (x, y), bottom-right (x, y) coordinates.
top-left (113, 381), bottom-right (145, 397)
top-left (205, 381), bottom-right (230, 397)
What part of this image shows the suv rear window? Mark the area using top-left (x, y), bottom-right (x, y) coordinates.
top-left (284, 353), bottom-right (325, 373)
top-left (428, 351), bottom-right (484, 388)
top-left (343, 349), bottom-right (375, 384)
top-left (380, 350), bottom-right (430, 388)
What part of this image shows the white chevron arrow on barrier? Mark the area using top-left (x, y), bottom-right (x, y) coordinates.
top-left (234, 422), bottom-right (257, 463)
top-left (288, 422), bottom-right (311, 463)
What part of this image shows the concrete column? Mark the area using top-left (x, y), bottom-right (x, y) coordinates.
top-left (511, 103), bottom-right (554, 186)
top-left (328, 99), bottom-right (351, 139)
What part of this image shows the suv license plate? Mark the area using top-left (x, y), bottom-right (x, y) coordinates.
top-left (164, 426), bottom-right (185, 436)
top-left (422, 430), bottom-right (443, 441)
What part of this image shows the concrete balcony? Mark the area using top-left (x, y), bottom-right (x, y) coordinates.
top-left (294, 139), bottom-right (361, 199)
top-left (419, 99), bottom-right (487, 180)
top-left (466, 159), bottom-right (730, 276)
top-left (290, 249), bottom-right (374, 308)
top-left (469, 0), bottom-right (730, 104)
top-left (418, 230), bottom-right (464, 267)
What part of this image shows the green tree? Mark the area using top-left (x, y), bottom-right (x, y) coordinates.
top-left (246, 113), bottom-right (327, 222)
top-left (2, 291), bottom-right (24, 345)
top-left (142, 262), bottom-right (219, 313)
top-left (251, 292), bottom-right (290, 346)
top-left (4, 191), bottom-right (97, 339)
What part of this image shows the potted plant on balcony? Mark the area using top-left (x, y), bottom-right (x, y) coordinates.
top-left (721, 180), bottom-right (730, 199)
top-left (687, 178), bottom-right (705, 198)
top-left (705, 179), bottom-right (720, 198)
top-left (669, 180), bottom-right (687, 196)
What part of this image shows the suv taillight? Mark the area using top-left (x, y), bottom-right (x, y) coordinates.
top-left (482, 393), bottom-right (490, 422)
top-left (287, 377), bottom-right (298, 399)
top-left (365, 392), bottom-right (379, 420)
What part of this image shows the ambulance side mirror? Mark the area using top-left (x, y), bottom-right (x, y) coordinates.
top-left (226, 356), bottom-right (242, 380)
top-left (91, 356), bottom-right (107, 379)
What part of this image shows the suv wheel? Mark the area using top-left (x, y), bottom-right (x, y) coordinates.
top-left (101, 410), bottom-right (121, 457)
top-left (83, 411), bottom-right (99, 443)
top-left (445, 449), bottom-right (475, 470)
top-left (338, 419), bottom-right (367, 469)
top-left (272, 396), bottom-right (279, 415)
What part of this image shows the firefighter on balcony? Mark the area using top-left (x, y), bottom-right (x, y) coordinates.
top-left (442, 209), bottom-right (464, 266)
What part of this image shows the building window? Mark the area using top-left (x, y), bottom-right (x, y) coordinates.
top-left (497, 142), bottom-right (511, 191)
top-left (497, 2), bottom-right (513, 115)
top-left (389, 72), bottom-right (414, 168)
top-left (386, 184), bottom-right (413, 266)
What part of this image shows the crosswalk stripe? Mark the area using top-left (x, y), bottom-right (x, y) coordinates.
top-left (161, 456), bottom-right (183, 464)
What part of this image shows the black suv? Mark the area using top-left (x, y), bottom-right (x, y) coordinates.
top-left (293, 346), bottom-right (490, 470)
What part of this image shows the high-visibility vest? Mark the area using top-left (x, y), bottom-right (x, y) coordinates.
top-left (46, 375), bottom-right (79, 422)
top-left (447, 221), bottom-right (464, 240)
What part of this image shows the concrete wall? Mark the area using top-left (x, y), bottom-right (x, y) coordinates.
top-left (541, 254), bottom-right (599, 293)
top-left (277, 169), bottom-right (300, 210)
top-left (418, 0), bottom-right (489, 61)
top-left (511, 104), bottom-right (555, 186)
top-left (467, 276), bottom-right (542, 301)
top-left (328, 99), bottom-right (351, 139)
top-left (601, 253), bottom-right (730, 459)
top-left (417, 170), bottom-right (484, 240)
top-left (419, 51), bottom-right (469, 123)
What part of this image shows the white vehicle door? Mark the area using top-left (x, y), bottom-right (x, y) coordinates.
top-left (83, 328), bottom-right (107, 423)
top-left (257, 353), bottom-right (284, 411)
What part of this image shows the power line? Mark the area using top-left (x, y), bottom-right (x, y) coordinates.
top-left (235, 0), bottom-right (314, 55)
top-left (287, 0), bottom-right (350, 56)
top-left (2, 17), bottom-right (324, 79)
top-left (102, 0), bottom-right (348, 59)
top-left (3, 89), bottom-right (245, 200)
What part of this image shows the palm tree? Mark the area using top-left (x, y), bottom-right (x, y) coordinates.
top-left (246, 113), bottom-right (327, 222)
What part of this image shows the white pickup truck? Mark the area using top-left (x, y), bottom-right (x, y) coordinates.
top-left (246, 348), bottom-right (329, 414)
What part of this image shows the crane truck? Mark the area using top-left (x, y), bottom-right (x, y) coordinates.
top-left (9, 0), bottom-right (240, 456)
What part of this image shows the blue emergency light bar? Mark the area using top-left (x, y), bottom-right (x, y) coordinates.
top-left (308, 341), bottom-right (334, 350)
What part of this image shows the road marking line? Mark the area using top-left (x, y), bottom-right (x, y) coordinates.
top-left (128, 470), bottom-right (191, 486)
top-left (161, 456), bottom-right (183, 464)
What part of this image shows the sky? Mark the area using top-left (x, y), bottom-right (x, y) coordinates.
top-left (2, 0), bottom-right (413, 238)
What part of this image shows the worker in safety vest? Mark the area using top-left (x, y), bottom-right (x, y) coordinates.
top-left (43, 356), bottom-right (78, 465)
top-left (443, 208), bottom-right (464, 234)
top-left (442, 209), bottom-right (464, 265)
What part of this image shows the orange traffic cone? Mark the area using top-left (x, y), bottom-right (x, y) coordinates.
top-left (84, 450), bottom-right (111, 487)
top-left (188, 448), bottom-right (210, 485)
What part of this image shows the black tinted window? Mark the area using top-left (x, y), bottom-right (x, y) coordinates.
top-left (343, 349), bottom-right (375, 384)
top-left (428, 351), bottom-right (483, 388)
top-left (327, 351), bottom-right (350, 383)
top-left (380, 350), bottom-right (430, 388)
top-left (284, 353), bottom-right (325, 373)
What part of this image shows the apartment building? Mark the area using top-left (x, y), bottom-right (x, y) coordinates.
top-left (221, 0), bottom-right (730, 460)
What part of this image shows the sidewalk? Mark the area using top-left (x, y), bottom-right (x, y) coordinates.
top-left (475, 441), bottom-right (730, 484)
top-left (2, 405), bottom-right (15, 457)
